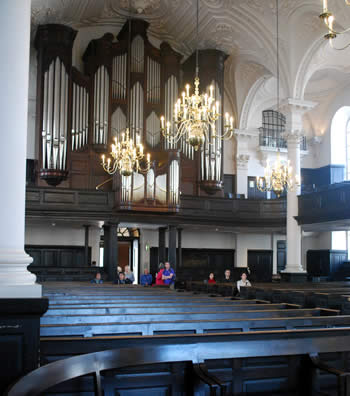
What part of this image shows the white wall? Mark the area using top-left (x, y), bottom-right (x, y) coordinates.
top-left (25, 223), bottom-right (101, 265)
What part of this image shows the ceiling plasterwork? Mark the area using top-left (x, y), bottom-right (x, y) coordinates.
top-left (29, 0), bottom-right (350, 137)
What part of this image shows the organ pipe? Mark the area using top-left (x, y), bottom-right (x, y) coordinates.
top-left (146, 111), bottom-right (160, 147)
top-left (112, 54), bottom-right (127, 100)
top-left (131, 35), bottom-right (144, 73)
top-left (41, 57), bottom-right (69, 171)
top-left (72, 81), bottom-right (89, 151)
top-left (164, 75), bottom-right (178, 150)
top-left (93, 65), bottom-right (109, 145)
top-left (200, 81), bottom-right (222, 182)
top-left (147, 57), bottom-right (160, 104)
top-left (130, 82), bottom-right (143, 140)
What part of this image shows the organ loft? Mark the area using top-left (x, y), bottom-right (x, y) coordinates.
top-left (34, 19), bottom-right (227, 204)
top-left (3, 0), bottom-right (350, 394)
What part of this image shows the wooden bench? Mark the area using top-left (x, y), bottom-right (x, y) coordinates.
top-left (39, 313), bottom-right (350, 338)
top-left (8, 328), bottom-right (350, 396)
top-left (43, 303), bottom-right (298, 316)
top-left (40, 308), bottom-right (339, 336)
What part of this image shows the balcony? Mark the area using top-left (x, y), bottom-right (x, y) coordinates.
top-left (25, 187), bottom-right (286, 229)
top-left (259, 134), bottom-right (308, 153)
top-left (297, 182), bottom-right (350, 225)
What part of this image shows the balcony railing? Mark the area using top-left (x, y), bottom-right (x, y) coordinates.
top-left (259, 134), bottom-right (307, 151)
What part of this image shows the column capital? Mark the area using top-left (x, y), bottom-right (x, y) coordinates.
top-left (236, 154), bottom-right (250, 170)
top-left (234, 128), bottom-right (259, 140)
top-left (280, 98), bottom-right (318, 139)
top-left (279, 98), bottom-right (318, 114)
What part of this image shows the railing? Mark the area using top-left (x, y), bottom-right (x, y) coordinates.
top-left (297, 181), bottom-right (350, 225)
top-left (259, 134), bottom-right (307, 151)
top-left (7, 329), bottom-right (350, 396)
top-left (25, 187), bottom-right (287, 228)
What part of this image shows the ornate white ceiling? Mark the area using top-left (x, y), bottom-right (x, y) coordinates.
top-left (30, 0), bottom-right (350, 129)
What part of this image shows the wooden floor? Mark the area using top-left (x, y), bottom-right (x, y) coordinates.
top-left (38, 281), bottom-right (350, 395)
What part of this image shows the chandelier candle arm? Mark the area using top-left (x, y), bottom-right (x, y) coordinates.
top-left (319, 0), bottom-right (350, 43)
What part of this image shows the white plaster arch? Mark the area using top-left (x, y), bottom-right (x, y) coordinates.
top-left (239, 76), bottom-right (268, 129)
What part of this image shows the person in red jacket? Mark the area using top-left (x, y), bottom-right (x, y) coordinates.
top-left (155, 263), bottom-right (165, 285)
top-left (208, 272), bottom-right (216, 284)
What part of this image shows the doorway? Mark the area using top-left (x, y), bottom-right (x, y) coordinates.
top-left (118, 241), bottom-right (131, 272)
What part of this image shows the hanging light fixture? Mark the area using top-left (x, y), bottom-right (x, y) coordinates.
top-left (319, 0), bottom-right (350, 50)
top-left (160, 0), bottom-right (234, 151)
top-left (257, 0), bottom-right (299, 198)
top-left (101, 130), bottom-right (150, 176)
top-left (101, 1), bottom-right (151, 176)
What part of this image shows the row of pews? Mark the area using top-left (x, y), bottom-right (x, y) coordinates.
top-left (8, 282), bottom-right (350, 395)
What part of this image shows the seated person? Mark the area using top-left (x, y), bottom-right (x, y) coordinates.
top-left (124, 265), bottom-right (135, 284)
top-left (155, 263), bottom-right (165, 286)
top-left (162, 262), bottom-right (175, 286)
top-left (236, 272), bottom-right (252, 292)
top-left (223, 269), bottom-right (232, 283)
top-left (141, 268), bottom-right (152, 286)
top-left (208, 272), bottom-right (216, 284)
top-left (114, 272), bottom-right (126, 285)
top-left (91, 272), bottom-right (103, 284)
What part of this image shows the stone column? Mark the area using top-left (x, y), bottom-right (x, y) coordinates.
top-left (0, 0), bottom-right (41, 297)
top-left (280, 99), bottom-right (317, 281)
top-left (158, 227), bottom-right (166, 264)
top-left (168, 225), bottom-right (177, 271)
top-left (103, 222), bottom-right (118, 281)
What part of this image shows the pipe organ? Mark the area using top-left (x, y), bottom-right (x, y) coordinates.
top-left (34, 20), bottom-right (229, 208)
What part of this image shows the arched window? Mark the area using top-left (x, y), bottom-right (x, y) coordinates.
top-left (330, 107), bottom-right (350, 258)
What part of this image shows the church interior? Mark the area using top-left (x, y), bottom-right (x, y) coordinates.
top-left (3, 0), bottom-right (350, 394)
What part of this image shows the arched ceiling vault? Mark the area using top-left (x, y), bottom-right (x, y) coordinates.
top-left (30, 0), bottom-right (350, 130)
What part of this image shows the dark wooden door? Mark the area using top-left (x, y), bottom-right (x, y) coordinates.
top-left (248, 250), bottom-right (273, 282)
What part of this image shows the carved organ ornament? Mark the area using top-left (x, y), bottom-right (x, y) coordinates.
top-left (34, 20), bottom-right (230, 209)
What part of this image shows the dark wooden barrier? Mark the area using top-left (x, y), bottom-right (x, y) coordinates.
top-left (8, 328), bottom-right (350, 396)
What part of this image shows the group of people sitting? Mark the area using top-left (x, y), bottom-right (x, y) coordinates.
top-left (114, 265), bottom-right (135, 284)
top-left (90, 262), bottom-right (176, 287)
top-left (207, 270), bottom-right (252, 292)
top-left (91, 265), bottom-right (249, 291)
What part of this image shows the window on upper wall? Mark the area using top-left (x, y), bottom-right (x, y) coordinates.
top-left (330, 107), bottom-right (350, 259)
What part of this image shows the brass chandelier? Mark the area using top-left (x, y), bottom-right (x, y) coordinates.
top-left (320, 0), bottom-right (350, 50)
top-left (257, 0), bottom-right (299, 197)
top-left (102, 129), bottom-right (150, 176)
top-left (100, 2), bottom-right (151, 177)
top-left (257, 152), bottom-right (298, 198)
top-left (160, 0), bottom-right (234, 151)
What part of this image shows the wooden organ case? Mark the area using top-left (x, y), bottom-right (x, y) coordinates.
top-left (34, 20), bottom-right (228, 211)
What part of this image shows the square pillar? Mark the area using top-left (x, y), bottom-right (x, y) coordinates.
top-left (103, 222), bottom-right (118, 281)
top-left (158, 227), bottom-right (167, 264)
top-left (168, 225), bottom-right (177, 271)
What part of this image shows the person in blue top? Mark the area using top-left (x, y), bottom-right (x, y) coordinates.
top-left (140, 268), bottom-right (152, 286)
top-left (162, 262), bottom-right (175, 286)
top-left (91, 272), bottom-right (103, 284)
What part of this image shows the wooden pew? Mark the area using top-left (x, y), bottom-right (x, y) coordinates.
top-left (43, 303), bottom-right (298, 316)
top-left (40, 308), bottom-right (338, 335)
top-left (39, 313), bottom-right (350, 338)
top-left (9, 328), bottom-right (350, 395)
